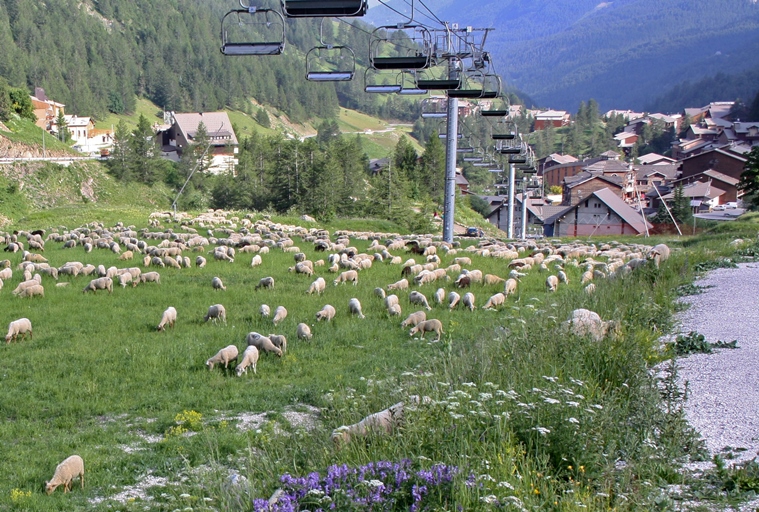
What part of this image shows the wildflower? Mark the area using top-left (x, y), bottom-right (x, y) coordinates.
top-left (483, 382), bottom-right (498, 388)
top-left (480, 494), bottom-right (498, 504)
top-left (478, 392), bottom-right (493, 401)
top-left (591, 404), bottom-right (603, 410)
top-left (542, 376), bottom-right (558, 382)
top-left (566, 401), bottom-right (580, 407)
top-left (449, 412), bottom-right (464, 419)
top-left (544, 397), bottom-right (561, 404)
top-left (495, 390), bottom-right (508, 397)
top-left (497, 481), bottom-right (514, 490)
top-left (179, 493), bottom-right (191, 499)
top-left (306, 488), bottom-right (325, 497)
top-left (469, 400), bottom-right (482, 408)
top-left (462, 382), bottom-right (477, 388)
top-left (478, 474), bottom-right (496, 482)
top-left (534, 488), bottom-right (540, 494)
top-left (532, 426), bottom-right (551, 435)
top-left (568, 417), bottom-right (580, 424)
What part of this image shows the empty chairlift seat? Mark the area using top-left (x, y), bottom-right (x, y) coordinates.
top-left (220, 7), bottom-right (286, 56)
top-left (370, 25), bottom-right (432, 71)
top-left (281, 0), bottom-right (368, 17)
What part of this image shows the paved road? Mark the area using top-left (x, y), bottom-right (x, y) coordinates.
top-left (694, 208), bottom-right (745, 221)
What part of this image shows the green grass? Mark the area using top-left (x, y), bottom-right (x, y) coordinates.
top-left (0, 118), bottom-right (76, 154)
top-left (93, 98), bottom-right (165, 132)
top-left (336, 108), bottom-right (388, 133)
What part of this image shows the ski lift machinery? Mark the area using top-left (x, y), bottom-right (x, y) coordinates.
top-left (220, 3), bottom-right (286, 56)
top-left (305, 18), bottom-right (357, 82)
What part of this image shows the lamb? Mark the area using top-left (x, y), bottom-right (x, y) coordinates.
top-left (196, 256), bottom-right (207, 268)
top-left (546, 275), bottom-right (559, 292)
top-left (448, 291), bottom-right (460, 310)
top-left (83, 277), bottom-right (113, 294)
top-left (384, 294), bottom-right (399, 310)
top-left (331, 401), bottom-right (405, 447)
top-left (251, 254), bottom-right (262, 267)
top-left (204, 304), bottom-right (227, 324)
top-left (246, 332), bottom-right (283, 357)
top-left (17, 284), bottom-right (44, 298)
top-left (316, 304), bottom-right (336, 322)
top-left (206, 344), bottom-right (239, 369)
top-left (272, 305), bottom-right (288, 325)
top-left (268, 334), bottom-right (287, 354)
top-left (374, 287), bottom-right (386, 299)
top-left (558, 270), bottom-right (569, 285)
top-left (118, 250), bottom-right (133, 261)
top-left (483, 274), bottom-right (505, 286)
top-left (434, 288), bottom-right (445, 304)
top-left (255, 276), bottom-right (275, 290)
top-left (45, 455), bottom-right (84, 494)
top-left (348, 298), bottom-right (366, 319)
top-left (504, 278), bottom-right (518, 296)
top-left (408, 291), bottom-right (432, 311)
top-left (260, 304), bottom-right (271, 318)
top-left (482, 292), bottom-right (506, 310)
top-left (401, 310), bottom-right (426, 328)
top-left (5, 318), bottom-right (32, 343)
top-left (117, 272), bottom-right (133, 288)
top-left (307, 277), bottom-right (326, 295)
top-left (563, 308), bottom-right (619, 342)
top-left (140, 271), bottom-right (161, 284)
top-left (387, 303), bottom-right (402, 316)
top-left (409, 319), bottom-right (444, 341)
top-left (235, 346), bottom-right (260, 376)
top-left (462, 292), bottom-right (476, 311)
top-left (333, 270), bottom-right (358, 286)
top-left (648, 243), bottom-right (671, 268)
top-left (211, 276), bottom-right (226, 291)
top-left (386, 278), bottom-right (409, 292)
top-left (296, 322), bottom-right (313, 340)
top-left (157, 306), bottom-right (177, 331)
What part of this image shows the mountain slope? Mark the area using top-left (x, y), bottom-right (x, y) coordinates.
top-left (366, 0), bottom-right (759, 111)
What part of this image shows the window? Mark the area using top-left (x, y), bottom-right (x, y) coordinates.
top-left (584, 200), bottom-right (589, 207)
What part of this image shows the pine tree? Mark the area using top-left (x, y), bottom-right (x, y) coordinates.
top-left (738, 146), bottom-right (759, 210)
top-left (129, 114), bottom-right (159, 185)
top-left (419, 131), bottom-right (446, 203)
top-left (55, 110), bottom-right (70, 142)
top-left (108, 120), bottom-right (132, 181)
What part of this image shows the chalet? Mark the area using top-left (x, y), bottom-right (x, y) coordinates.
top-left (484, 194), bottom-right (556, 236)
top-left (539, 153), bottom-right (578, 174)
top-left (604, 110), bottom-right (645, 121)
top-left (60, 115), bottom-right (95, 146)
top-left (660, 181), bottom-right (726, 210)
top-left (544, 187), bottom-right (652, 237)
top-left (159, 112), bottom-right (239, 174)
top-left (636, 153), bottom-right (676, 165)
top-left (534, 110), bottom-right (571, 130)
top-left (562, 172), bottom-right (625, 206)
top-left (633, 163), bottom-right (679, 190)
top-left (680, 147), bottom-right (748, 183)
top-left (29, 88), bottom-right (65, 131)
top-left (675, 169), bottom-right (742, 204)
top-left (733, 122), bottom-right (759, 144)
top-left (684, 102), bottom-right (734, 125)
top-left (455, 172), bottom-right (469, 194)
top-left (614, 130), bottom-right (638, 149)
top-left (542, 159), bottom-right (596, 189)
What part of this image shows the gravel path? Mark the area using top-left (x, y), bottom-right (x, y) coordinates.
top-left (677, 262), bottom-right (759, 465)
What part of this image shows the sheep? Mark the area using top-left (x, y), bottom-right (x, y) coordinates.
top-left (401, 310), bottom-right (426, 328)
top-left (333, 270), bottom-right (358, 286)
top-left (434, 288), bottom-right (445, 304)
top-left (307, 277), bottom-right (326, 295)
top-left (255, 276), bottom-right (275, 290)
top-left (483, 274), bottom-right (505, 286)
top-left (409, 319), bottom-right (444, 341)
top-left (584, 283), bottom-right (596, 295)
top-left (558, 270), bottom-right (569, 285)
top-left (206, 344), bottom-right (239, 369)
top-left (251, 254), bottom-right (262, 267)
top-left (5, 318), bottom-right (32, 343)
top-left (331, 401), bottom-right (405, 447)
top-left (509, 269), bottom-right (527, 281)
top-left (454, 274), bottom-right (470, 288)
top-left (408, 291), bottom-right (432, 311)
top-left (236, 346), bottom-right (260, 376)
top-left (386, 278), bottom-right (409, 291)
top-left (118, 250), bottom-right (133, 261)
top-left (157, 306), bottom-right (177, 331)
top-left (462, 292), bottom-right (476, 311)
top-left (140, 271), bottom-right (161, 284)
top-left (316, 304), bottom-right (336, 322)
top-left (448, 291), bottom-right (460, 310)
top-left (348, 298), bottom-right (366, 319)
top-left (211, 276), bottom-right (226, 291)
top-left (83, 277), bottom-right (113, 294)
top-left (45, 455), bottom-right (84, 494)
top-left (268, 334), bottom-right (287, 354)
top-left (117, 272), bottom-right (134, 288)
top-left (504, 278), bottom-right (518, 296)
top-left (648, 243), bottom-right (671, 268)
top-left (384, 294), bottom-right (399, 310)
top-left (272, 306), bottom-right (288, 325)
top-left (482, 293), bottom-right (506, 310)
top-left (581, 270), bottom-right (594, 284)
top-left (12, 278), bottom-right (41, 296)
top-left (453, 257), bottom-right (472, 266)
top-left (546, 275), bottom-right (559, 292)
top-left (296, 322), bottom-right (313, 340)
top-left (246, 332), bottom-right (283, 357)
top-left (374, 287), bottom-right (386, 299)
top-left (196, 256), bottom-right (207, 268)
top-left (204, 304), bottom-right (227, 324)
top-left (0, 267), bottom-right (11, 280)
top-left (387, 303), bottom-right (402, 316)
top-left (17, 284), bottom-right (44, 298)
top-left (563, 309), bottom-right (619, 342)
top-left (260, 304), bottom-right (271, 318)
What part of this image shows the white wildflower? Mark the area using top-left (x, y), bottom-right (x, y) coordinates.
top-left (449, 412), bottom-right (464, 420)
top-left (478, 474), bottom-right (496, 482)
top-left (479, 392), bottom-right (493, 401)
top-left (568, 417), bottom-right (580, 424)
top-left (179, 494), bottom-right (191, 499)
top-left (544, 397), bottom-right (561, 404)
top-left (437, 382), bottom-right (450, 387)
top-left (307, 489), bottom-right (325, 497)
top-left (448, 401), bottom-right (460, 408)
top-left (480, 495), bottom-right (498, 504)
top-left (542, 376), bottom-right (558, 382)
top-left (591, 404), bottom-right (603, 410)
top-left (569, 377), bottom-right (585, 387)
top-left (532, 426), bottom-right (551, 435)
top-left (483, 382), bottom-right (497, 388)
top-left (566, 401), bottom-right (580, 407)
top-left (462, 382), bottom-right (477, 388)
top-left (469, 400), bottom-right (482, 408)
top-left (401, 372), bottom-right (415, 377)
top-left (367, 479), bottom-right (384, 489)
top-left (497, 481), bottom-right (515, 489)
top-left (495, 390), bottom-right (508, 397)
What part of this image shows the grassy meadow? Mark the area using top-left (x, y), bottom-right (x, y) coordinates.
top-left (0, 211), bottom-right (754, 511)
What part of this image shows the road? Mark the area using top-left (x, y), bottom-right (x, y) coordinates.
top-left (694, 208), bottom-right (745, 221)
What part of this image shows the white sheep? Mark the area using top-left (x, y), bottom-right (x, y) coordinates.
top-left (483, 274), bottom-right (505, 286)
top-left (384, 294), bottom-right (399, 310)
top-left (117, 272), bottom-right (133, 288)
top-left (246, 332), bottom-right (283, 357)
top-left (272, 306), bottom-right (288, 325)
top-left (316, 304), bottom-right (336, 322)
top-left (409, 319), bottom-right (444, 341)
top-left (558, 270), bottom-right (569, 285)
top-left (331, 401), bottom-right (405, 447)
top-left (5, 318), bottom-right (32, 343)
top-left (448, 291), bottom-right (460, 310)
top-left (563, 309), bottom-right (618, 342)
top-left (401, 311), bottom-right (426, 328)
top-left (648, 243), bottom-right (671, 268)
top-left (408, 291), bottom-right (432, 311)
top-left (296, 322), bottom-right (313, 340)
top-left (434, 287), bottom-right (445, 304)
top-left (268, 334), bottom-right (287, 354)
top-left (204, 304), bottom-right (227, 324)
top-left (387, 303), bottom-right (402, 316)
top-left (504, 278), bottom-right (518, 296)
top-left (212, 276), bottom-right (226, 291)
top-left (387, 278), bottom-right (409, 291)
top-left (374, 287), bottom-right (386, 299)
top-left (83, 277), bottom-right (113, 294)
top-left (333, 270), bottom-right (358, 286)
top-left (196, 256), bottom-right (207, 268)
top-left (157, 307), bottom-right (177, 331)
top-left (255, 276), bottom-right (275, 290)
top-left (482, 293), bottom-right (506, 310)
top-left (140, 271), bottom-right (161, 284)
top-left (546, 275), bottom-right (558, 292)
top-left (251, 254), bottom-right (262, 267)
top-left (45, 455), bottom-right (84, 494)
top-left (585, 283), bottom-right (596, 295)
top-left (17, 284), bottom-right (44, 298)
top-left (260, 304), bottom-right (271, 318)
top-left (235, 346), bottom-right (260, 376)
top-left (206, 344), bottom-right (239, 369)
top-left (462, 292), bottom-right (476, 311)
top-left (307, 277), bottom-right (326, 295)
top-left (348, 298), bottom-right (365, 319)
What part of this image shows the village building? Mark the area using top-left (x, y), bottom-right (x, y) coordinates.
top-left (158, 112), bottom-right (239, 174)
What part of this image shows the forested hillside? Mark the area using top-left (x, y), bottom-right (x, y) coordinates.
top-left (368, 0), bottom-right (759, 111)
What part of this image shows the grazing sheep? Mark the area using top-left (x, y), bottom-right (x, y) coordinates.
top-left (316, 304), bottom-right (336, 322)
top-left (331, 401), bottom-right (405, 447)
top-left (259, 304), bottom-right (271, 318)
top-left (408, 291), bottom-right (432, 311)
top-left (196, 256), bottom-right (207, 268)
top-left (140, 271), bottom-right (161, 284)
top-left (117, 272), bottom-right (134, 288)
top-left (204, 304), bottom-right (227, 324)
top-left (211, 276), bottom-right (226, 291)
top-left (251, 254), bottom-right (262, 267)
top-left (45, 455), bottom-right (84, 494)
top-left (12, 278), bottom-right (41, 296)
top-left (482, 293), bottom-right (506, 310)
top-left (409, 319), bottom-right (444, 341)
top-left (0, 267), bottom-right (11, 280)
top-left (584, 283), bottom-right (596, 295)
top-left (387, 303), bottom-right (402, 316)
top-left (236, 346), bottom-right (260, 376)
top-left (558, 270), bottom-right (569, 285)
top-left (83, 277), bottom-right (113, 294)
top-left (374, 287), bottom-right (386, 299)
top-left (448, 291), bottom-right (460, 310)
top-left (462, 292), bottom-right (476, 311)
top-left (504, 278), bottom-right (518, 296)
top-left (206, 344), bottom-right (239, 369)
top-left (581, 270), bottom-right (594, 285)
top-left (296, 323), bottom-right (313, 340)
top-left (246, 332), bottom-right (283, 357)
top-left (268, 334), bottom-right (287, 354)
top-left (5, 318), bottom-right (32, 343)
top-left (483, 274), bottom-right (505, 286)
top-left (17, 284), bottom-right (44, 298)
top-left (384, 294), bottom-right (399, 310)
top-left (348, 298), bottom-right (365, 319)
top-left (401, 311), bottom-right (426, 328)
top-left (454, 274), bottom-right (470, 288)
top-left (333, 270), bottom-right (358, 286)
top-left (563, 308), bottom-right (618, 342)
top-left (387, 278), bottom-right (409, 291)
top-left (648, 243), bottom-right (671, 268)
top-left (509, 269), bottom-right (527, 281)
top-left (118, 250), bottom-right (133, 261)
top-left (546, 275), bottom-right (559, 292)
top-left (434, 288), bottom-right (445, 304)
top-left (255, 276), bottom-right (275, 290)
top-left (307, 277), bottom-right (326, 295)
top-left (453, 257), bottom-right (472, 266)
top-left (272, 306), bottom-right (288, 325)
top-left (157, 306), bottom-right (177, 331)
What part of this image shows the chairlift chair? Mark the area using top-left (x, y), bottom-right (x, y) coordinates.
top-left (396, 71), bottom-right (428, 95)
top-left (490, 119), bottom-right (517, 141)
top-left (509, 156), bottom-right (528, 164)
top-left (306, 18), bottom-right (357, 82)
top-left (370, 25), bottom-right (432, 70)
top-left (415, 59), bottom-right (462, 90)
top-left (447, 71), bottom-right (501, 99)
top-left (281, 0), bottom-right (367, 17)
top-left (420, 97), bottom-right (448, 118)
top-left (220, 6), bottom-right (286, 56)
top-left (496, 138), bottom-right (522, 155)
top-left (364, 69), bottom-right (401, 93)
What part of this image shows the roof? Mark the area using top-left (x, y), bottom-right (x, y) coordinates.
top-left (172, 112), bottom-right (238, 145)
top-left (564, 171), bottom-right (624, 189)
top-left (648, 113), bottom-right (681, 124)
top-left (600, 150), bottom-right (621, 159)
top-left (637, 153), bottom-right (676, 165)
top-left (634, 163), bottom-right (679, 181)
top-left (455, 173), bottom-right (469, 186)
top-left (681, 146), bottom-right (748, 164)
top-left (546, 153), bottom-right (578, 165)
top-left (63, 115), bottom-right (93, 127)
top-left (701, 169), bottom-right (739, 186)
top-left (535, 110), bottom-right (569, 120)
top-left (734, 122), bottom-right (759, 134)
top-left (582, 159), bottom-right (629, 174)
top-left (592, 187), bottom-right (652, 234)
top-left (690, 125), bottom-right (719, 136)
top-left (661, 181), bottom-right (725, 200)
